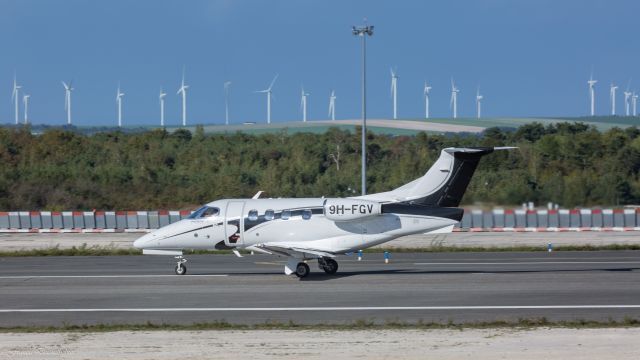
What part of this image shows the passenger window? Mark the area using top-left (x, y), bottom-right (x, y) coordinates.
top-left (265, 210), bottom-right (275, 221)
top-left (248, 210), bottom-right (259, 221)
top-left (281, 210), bottom-right (291, 220)
top-left (302, 210), bottom-right (312, 220)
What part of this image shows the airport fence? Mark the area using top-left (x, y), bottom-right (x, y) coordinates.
top-left (1, 208), bottom-right (640, 233)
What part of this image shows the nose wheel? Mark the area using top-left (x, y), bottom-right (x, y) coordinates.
top-left (174, 256), bottom-right (187, 275)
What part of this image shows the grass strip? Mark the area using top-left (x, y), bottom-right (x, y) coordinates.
top-left (1, 317), bottom-right (639, 333)
top-left (0, 243), bottom-right (639, 257)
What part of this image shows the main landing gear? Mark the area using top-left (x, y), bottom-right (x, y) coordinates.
top-left (174, 255), bottom-right (187, 275)
top-left (318, 257), bottom-right (339, 275)
top-left (285, 257), bottom-right (340, 278)
top-left (295, 262), bottom-right (310, 278)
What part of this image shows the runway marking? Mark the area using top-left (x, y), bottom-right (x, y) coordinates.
top-left (1, 305), bottom-right (640, 313)
top-left (0, 274), bottom-right (228, 279)
top-left (413, 261), bottom-right (640, 265)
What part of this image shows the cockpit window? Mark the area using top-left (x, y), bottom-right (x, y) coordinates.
top-left (187, 206), bottom-right (220, 219)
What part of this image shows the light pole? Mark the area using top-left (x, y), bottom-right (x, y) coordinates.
top-left (353, 22), bottom-right (373, 195)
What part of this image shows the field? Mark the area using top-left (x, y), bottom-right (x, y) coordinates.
top-left (161, 116), bottom-right (640, 135)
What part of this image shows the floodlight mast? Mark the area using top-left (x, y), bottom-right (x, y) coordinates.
top-left (353, 22), bottom-right (373, 196)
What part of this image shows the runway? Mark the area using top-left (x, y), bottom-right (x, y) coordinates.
top-left (0, 251), bottom-right (639, 327)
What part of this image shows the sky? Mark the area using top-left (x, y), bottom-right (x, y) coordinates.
top-left (1, 0), bottom-right (640, 126)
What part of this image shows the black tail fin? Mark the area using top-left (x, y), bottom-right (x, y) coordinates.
top-left (408, 147), bottom-right (496, 207)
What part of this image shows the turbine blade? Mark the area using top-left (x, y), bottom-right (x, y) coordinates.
top-left (268, 74), bottom-right (279, 90)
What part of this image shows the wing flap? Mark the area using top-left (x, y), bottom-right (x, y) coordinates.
top-left (253, 242), bottom-right (337, 258)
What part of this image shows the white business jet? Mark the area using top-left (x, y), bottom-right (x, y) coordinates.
top-left (134, 147), bottom-right (512, 278)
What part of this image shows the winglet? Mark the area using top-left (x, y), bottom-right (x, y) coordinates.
top-left (252, 191), bottom-right (264, 199)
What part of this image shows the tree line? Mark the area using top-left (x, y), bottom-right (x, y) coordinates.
top-left (1, 122), bottom-right (640, 210)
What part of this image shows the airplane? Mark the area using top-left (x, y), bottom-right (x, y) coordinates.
top-left (134, 146), bottom-right (514, 278)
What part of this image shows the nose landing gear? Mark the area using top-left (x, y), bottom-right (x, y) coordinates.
top-left (174, 255), bottom-right (187, 275)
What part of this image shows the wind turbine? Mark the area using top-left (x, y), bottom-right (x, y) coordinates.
top-left (116, 84), bottom-right (125, 127)
top-left (11, 77), bottom-right (21, 125)
top-left (450, 78), bottom-right (459, 119)
top-left (159, 88), bottom-right (166, 127)
top-left (224, 81), bottom-right (231, 125)
top-left (476, 87), bottom-right (483, 119)
top-left (423, 81), bottom-right (432, 119)
top-left (588, 74), bottom-right (597, 116)
top-left (328, 90), bottom-right (336, 121)
top-left (300, 86), bottom-right (309, 122)
top-left (610, 83), bottom-right (618, 115)
top-left (390, 67), bottom-right (398, 119)
top-left (22, 94), bottom-right (30, 124)
top-left (624, 80), bottom-right (633, 116)
top-left (625, 90), bottom-right (632, 116)
top-left (177, 71), bottom-right (189, 126)
top-left (62, 81), bottom-right (73, 125)
top-left (633, 92), bottom-right (638, 117)
top-left (255, 74), bottom-right (278, 124)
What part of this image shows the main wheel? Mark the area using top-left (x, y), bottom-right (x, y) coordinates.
top-left (322, 258), bottom-right (338, 275)
top-left (295, 262), bottom-right (310, 278)
top-left (175, 263), bottom-right (187, 275)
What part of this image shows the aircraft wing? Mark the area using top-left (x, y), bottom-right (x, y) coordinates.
top-left (248, 242), bottom-right (337, 259)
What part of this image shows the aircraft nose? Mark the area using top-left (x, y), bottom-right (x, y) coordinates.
top-left (133, 232), bottom-right (154, 249)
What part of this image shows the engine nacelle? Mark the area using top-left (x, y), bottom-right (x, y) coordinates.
top-left (324, 199), bottom-right (382, 221)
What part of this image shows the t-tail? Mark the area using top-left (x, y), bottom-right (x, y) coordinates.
top-left (358, 147), bottom-right (516, 209)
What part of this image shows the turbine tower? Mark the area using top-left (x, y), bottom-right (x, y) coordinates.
top-left (390, 67), bottom-right (398, 119)
top-left (256, 74), bottom-right (278, 124)
top-left (62, 81), bottom-right (73, 125)
top-left (177, 71), bottom-right (189, 126)
top-left (224, 81), bottom-right (231, 125)
top-left (159, 88), bottom-right (166, 127)
top-left (22, 94), bottom-right (30, 124)
top-left (610, 83), bottom-right (618, 115)
top-left (116, 84), bottom-right (124, 128)
top-left (476, 87), bottom-right (483, 119)
top-left (423, 81), bottom-right (432, 119)
top-left (300, 86), bottom-right (309, 122)
top-left (588, 74), bottom-right (597, 116)
top-left (625, 90), bottom-right (632, 116)
top-left (11, 77), bottom-right (21, 125)
top-left (633, 92), bottom-right (638, 117)
top-left (328, 90), bottom-right (336, 121)
top-left (450, 78), bottom-right (459, 119)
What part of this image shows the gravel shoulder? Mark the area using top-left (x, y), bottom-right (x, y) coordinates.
top-left (1, 328), bottom-right (638, 360)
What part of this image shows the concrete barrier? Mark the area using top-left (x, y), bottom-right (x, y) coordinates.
top-left (1, 208), bottom-right (640, 232)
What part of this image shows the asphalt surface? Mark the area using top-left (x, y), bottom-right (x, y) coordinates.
top-left (0, 251), bottom-right (639, 326)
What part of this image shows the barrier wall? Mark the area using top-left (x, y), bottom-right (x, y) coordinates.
top-left (454, 208), bottom-right (640, 231)
top-left (0, 210), bottom-right (193, 232)
top-left (2, 208), bottom-right (640, 232)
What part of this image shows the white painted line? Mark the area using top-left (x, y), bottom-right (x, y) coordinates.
top-left (1, 305), bottom-right (640, 313)
top-left (413, 261), bottom-right (640, 265)
top-left (0, 274), bottom-right (228, 279)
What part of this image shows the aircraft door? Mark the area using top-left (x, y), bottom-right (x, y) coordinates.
top-left (224, 201), bottom-right (245, 247)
